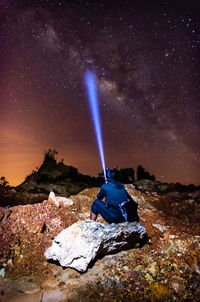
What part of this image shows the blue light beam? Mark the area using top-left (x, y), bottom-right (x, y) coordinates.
top-left (85, 71), bottom-right (106, 182)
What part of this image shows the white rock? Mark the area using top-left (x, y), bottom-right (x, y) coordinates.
top-left (48, 191), bottom-right (73, 207)
top-left (44, 220), bottom-right (147, 272)
top-left (48, 191), bottom-right (59, 207)
top-left (55, 197), bottom-right (73, 207)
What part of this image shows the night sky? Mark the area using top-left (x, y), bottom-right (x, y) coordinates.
top-left (1, 0), bottom-right (200, 186)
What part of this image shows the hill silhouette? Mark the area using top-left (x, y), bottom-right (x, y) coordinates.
top-left (0, 149), bottom-right (104, 206)
top-left (0, 149), bottom-right (199, 207)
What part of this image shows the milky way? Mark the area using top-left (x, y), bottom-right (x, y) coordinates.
top-left (0, 0), bottom-right (200, 185)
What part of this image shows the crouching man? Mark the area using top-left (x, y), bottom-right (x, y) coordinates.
top-left (90, 168), bottom-right (139, 223)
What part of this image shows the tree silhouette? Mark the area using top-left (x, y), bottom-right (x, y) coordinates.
top-left (113, 168), bottom-right (135, 183)
top-left (99, 168), bottom-right (135, 183)
top-left (0, 176), bottom-right (9, 188)
top-left (44, 149), bottom-right (58, 161)
top-left (136, 165), bottom-right (155, 181)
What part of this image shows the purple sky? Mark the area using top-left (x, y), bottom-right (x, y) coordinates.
top-left (1, 0), bottom-right (200, 185)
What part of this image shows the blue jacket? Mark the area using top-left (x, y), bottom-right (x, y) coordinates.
top-left (97, 179), bottom-right (133, 208)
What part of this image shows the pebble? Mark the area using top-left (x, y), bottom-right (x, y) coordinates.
top-left (123, 265), bottom-right (129, 271)
top-left (189, 277), bottom-right (200, 289)
top-left (134, 265), bottom-right (144, 272)
top-left (0, 268), bottom-right (5, 278)
top-left (145, 273), bottom-right (154, 283)
top-left (147, 262), bottom-right (159, 278)
top-left (170, 277), bottom-right (186, 294)
top-left (108, 259), bottom-right (116, 266)
top-left (7, 259), bottom-right (13, 266)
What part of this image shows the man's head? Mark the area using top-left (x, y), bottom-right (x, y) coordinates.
top-left (106, 168), bottom-right (115, 181)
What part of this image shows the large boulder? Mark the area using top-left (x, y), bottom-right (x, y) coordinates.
top-left (44, 220), bottom-right (147, 272)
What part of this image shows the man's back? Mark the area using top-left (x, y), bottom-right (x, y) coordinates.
top-left (97, 180), bottom-right (128, 207)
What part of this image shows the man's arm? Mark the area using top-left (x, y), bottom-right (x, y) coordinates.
top-left (97, 186), bottom-right (106, 200)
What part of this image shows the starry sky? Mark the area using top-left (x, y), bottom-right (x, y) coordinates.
top-left (1, 0), bottom-right (200, 186)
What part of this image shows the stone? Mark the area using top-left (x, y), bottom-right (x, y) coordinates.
top-left (147, 262), bottom-right (159, 278)
top-left (58, 269), bottom-right (80, 281)
top-left (0, 268), bottom-right (5, 278)
top-left (170, 277), bottom-right (186, 294)
top-left (145, 273), bottom-right (154, 283)
top-left (41, 278), bottom-right (60, 289)
top-left (17, 281), bottom-right (41, 294)
top-left (7, 259), bottom-right (13, 266)
top-left (48, 191), bottom-right (73, 207)
top-left (125, 184), bottom-right (135, 190)
top-left (48, 263), bottom-right (63, 276)
top-left (44, 220), bottom-right (147, 272)
top-left (7, 290), bottom-right (43, 302)
top-left (148, 283), bottom-right (170, 301)
top-left (42, 288), bottom-right (76, 302)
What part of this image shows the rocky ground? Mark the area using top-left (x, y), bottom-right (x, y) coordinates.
top-left (0, 185), bottom-right (199, 301)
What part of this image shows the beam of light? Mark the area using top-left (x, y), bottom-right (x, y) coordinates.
top-left (85, 71), bottom-right (106, 182)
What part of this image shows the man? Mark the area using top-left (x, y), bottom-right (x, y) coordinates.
top-left (90, 168), bottom-right (139, 223)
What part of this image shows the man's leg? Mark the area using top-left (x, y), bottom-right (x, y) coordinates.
top-left (91, 199), bottom-right (116, 223)
top-left (90, 211), bottom-right (97, 220)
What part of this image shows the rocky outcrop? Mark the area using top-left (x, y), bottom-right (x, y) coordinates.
top-left (0, 198), bottom-right (79, 273)
top-left (134, 179), bottom-right (200, 194)
top-left (0, 157), bottom-right (103, 207)
top-left (0, 186), bottom-right (200, 301)
top-left (44, 220), bottom-right (147, 272)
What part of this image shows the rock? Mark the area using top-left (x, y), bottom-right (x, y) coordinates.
top-left (170, 277), bottom-right (186, 294)
top-left (145, 273), bottom-right (154, 282)
top-left (48, 263), bottom-right (63, 276)
top-left (188, 277), bottom-right (200, 290)
top-left (7, 259), bottom-right (13, 266)
top-left (44, 220), bottom-right (147, 272)
top-left (147, 262), bottom-right (159, 278)
top-left (1, 184), bottom-right (200, 301)
top-left (58, 269), bottom-right (80, 281)
top-left (134, 179), bottom-right (170, 193)
top-left (41, 278), bottom-right (60, 289)
top-left (125, 184), bottom-right (135, 190)
top-left (42, 288), bottom-right (77, 302)
top-left (148, 283), bottom-right (170, 301)
top-left (4, 155), bottom-right (103, 207)
top-left (0, 268), bottom-right (5, 278)
top-left (7, 290), bottom-right (43, 302)
top-left (24, 287), bottom-right (41, 295)
top-left (17, 281), bottom-right (41, 294)
top-left (48, 192), bottom-right (73, 207)
top-left (123, 271), bottom-right (136, 279)
top-left (134, 265), bottom-right (144, 276)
